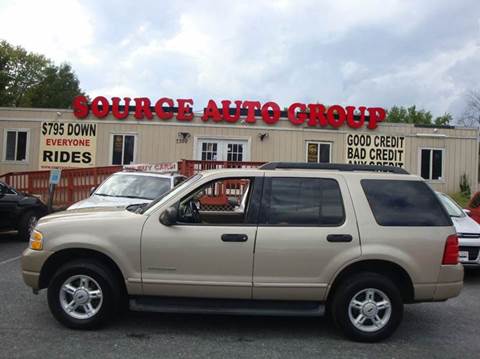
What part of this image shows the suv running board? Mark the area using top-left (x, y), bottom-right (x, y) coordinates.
top-left (130, 296), bottom-right (325, 317)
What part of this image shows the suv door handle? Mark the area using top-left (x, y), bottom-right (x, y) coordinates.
top-left (327, 234), bottom-right (353, 243)
top-left (221, 234), bottom-right (248, 242)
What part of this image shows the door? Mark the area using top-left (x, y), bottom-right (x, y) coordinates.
top-left (0, 183), bottom-right (18, 229)
top-left (196, 139), bottom-right (249, 161)
top-left (141, 175), bottom-right (262, 299)
top-left (252, 174), bottom-right (361, 301)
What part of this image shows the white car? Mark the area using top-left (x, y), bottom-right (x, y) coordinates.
top-left (437, 192), bottom-right (480, 267)
top-left (68, 172), bottom-right (186, 210)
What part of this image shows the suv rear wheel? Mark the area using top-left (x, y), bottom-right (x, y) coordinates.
top-left (47, 260), bottom-right (121, 329)
top-left (330, 272), bottom-right (403, 342)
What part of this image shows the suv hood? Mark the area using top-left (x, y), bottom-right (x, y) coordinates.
top-left (68, 194), bottom-right (151, 210)
top-left (38, 206), bottom-right (139, 226)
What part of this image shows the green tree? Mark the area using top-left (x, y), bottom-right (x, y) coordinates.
top-left (0, 40), bottom-right (86, 108)
top-left (387, 105), bottom-right (452, 126)
top-left (434, 113), bottom-right (453, 126)
top-left (22, 64), bottom-right (85, 108)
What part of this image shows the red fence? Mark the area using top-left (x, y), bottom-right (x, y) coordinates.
top-left (0, 160), bottom-right (264, 208)
top-left (0, 166), bottom-right (121, 208)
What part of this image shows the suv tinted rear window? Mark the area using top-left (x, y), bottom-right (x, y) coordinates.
top-left (260, 177), bottom-right (345, 226)
top-left (361, 179), bottom-right (452, 226)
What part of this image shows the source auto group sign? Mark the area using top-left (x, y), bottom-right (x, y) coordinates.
top-left (72, 96), bottom-right (387, 130)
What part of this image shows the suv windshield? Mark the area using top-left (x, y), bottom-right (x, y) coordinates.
top-left (95, 174), bottom-right (171, 200)
top-left (436, 192), bottom-right (466, 218)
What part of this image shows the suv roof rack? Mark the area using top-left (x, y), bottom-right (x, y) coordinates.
top-left (259, 162), bottom-right (409, 174)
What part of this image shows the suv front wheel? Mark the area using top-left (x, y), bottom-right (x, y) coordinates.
top-left (330, 272), bottom-right (403, 342)
top-left (47, 260), bottom-right (121, 329)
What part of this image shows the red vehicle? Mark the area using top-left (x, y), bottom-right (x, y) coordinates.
top-left (467, 192), bottom-right (480, 224)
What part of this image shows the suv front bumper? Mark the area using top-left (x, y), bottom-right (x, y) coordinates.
top-left (21, 248), bottom-right (53, 290)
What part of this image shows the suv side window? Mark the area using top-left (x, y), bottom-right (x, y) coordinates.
top-left (260, 177), bottom-right (345, 226)
top-left (361, 179), bottom-right (452, 226)
top-left (176, 177), bottom-right (260, 225)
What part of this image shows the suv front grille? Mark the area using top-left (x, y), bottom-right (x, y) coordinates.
top-left (460, 246), bottom-right (480, 261)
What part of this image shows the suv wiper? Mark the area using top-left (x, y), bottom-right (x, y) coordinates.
top-left (126, 203), bottom-right (149, 213)
top-left (121, 195), bottom-right (152, 200)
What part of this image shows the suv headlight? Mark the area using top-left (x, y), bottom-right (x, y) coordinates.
top-left (29, 230), bottom-right (43, 250)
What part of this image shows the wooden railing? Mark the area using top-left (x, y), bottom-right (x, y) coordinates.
top-left (0, 166), bottom-right (121, 207)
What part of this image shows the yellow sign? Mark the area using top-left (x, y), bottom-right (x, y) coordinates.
top-left (345, 133), bottom-right (406, 167)
top-left (39, 122), bottom-right (97, 169)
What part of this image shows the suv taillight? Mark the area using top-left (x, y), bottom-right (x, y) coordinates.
top-left (442, 234), bottom-right (459, 265)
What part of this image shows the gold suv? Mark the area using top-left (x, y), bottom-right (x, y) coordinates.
top-left (21, 163), bottom-right (463, 342)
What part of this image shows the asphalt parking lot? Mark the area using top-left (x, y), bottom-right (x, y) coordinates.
top-left (1, 232), bottom-right (480, 359)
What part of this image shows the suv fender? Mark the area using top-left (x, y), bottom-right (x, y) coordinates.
top-left (326, 259), bottom-right (415, 304)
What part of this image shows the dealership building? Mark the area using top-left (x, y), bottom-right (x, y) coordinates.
top-left (0, 98), bottom-right (478, 194)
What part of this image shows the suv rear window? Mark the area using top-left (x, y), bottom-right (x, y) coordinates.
top-left (260, 177), bottom-right (345, 226)
top-left (361, 179), bottom-right (452, 226)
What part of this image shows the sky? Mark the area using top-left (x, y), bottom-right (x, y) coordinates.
top-left (0, 0), bottom-right (479, 119)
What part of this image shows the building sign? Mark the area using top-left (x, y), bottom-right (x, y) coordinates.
top-left (123, 162), bottom-right (178, 173)
top-left (39, 122), bottom-right (97, 169)
top-left (72, 96), bottom-right (387, 130)
top-left (346, 133), bottom-right (406, 167)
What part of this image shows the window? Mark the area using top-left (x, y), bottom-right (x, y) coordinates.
top-left (260, 177), bottom-right (344, 226)
top-left (436, 192), bottom-right (465, 218)
top-left (420, 148), bottom-right (443, 180)
top-left (306, 142), bottom-right (331, 163)
top-left (201, 142), bottom-right (218, 160)
top-left (173, 176), bottom-right (186, 187)
top-left (361, 179), bottom-right (451, 226)
top-left (177, 177), bottom-right (255, 225)
top-left (4, 129), bottom-right (28, 162)
top-left (0, 182), bottom-right (15, 195)
top-left (196, 138), bottom-right (249, 161)
top-left (95, 174), bottom-right (171, 200)
top-left (227, 143), bottom-right (243, 161)
top-left (111, 134), bottom-right (135, 165)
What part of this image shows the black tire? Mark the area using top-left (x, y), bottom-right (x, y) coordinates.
top-left (47, 259), bottom-right (122, 329)
top-left (17, 211), bottom-right (38, 242)
top-left (330, 272), bottom-right (403, 342)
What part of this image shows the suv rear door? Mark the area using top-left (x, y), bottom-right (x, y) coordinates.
top-left (252, 172), bottom-right (361, 301)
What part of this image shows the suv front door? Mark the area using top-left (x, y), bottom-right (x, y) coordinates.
top-left (252, 173), bottom-right (361, 301)
top-left (141, 175), bottom-right (262, 299)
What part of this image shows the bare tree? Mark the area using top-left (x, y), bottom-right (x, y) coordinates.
top-left (460, 90), bottom-right (480, 127)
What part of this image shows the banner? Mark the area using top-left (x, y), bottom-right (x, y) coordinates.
top-left (39, 122), bottom-right (97, 169)
top-left (345, 133), bottom-right (406, 167)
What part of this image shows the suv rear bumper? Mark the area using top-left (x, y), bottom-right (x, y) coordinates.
top-left (21, 248), bottom-right (53, 290)
top-left (433, 280), bottom-right (463, 300)
top-left (414, 264), bottom-right (463, 302)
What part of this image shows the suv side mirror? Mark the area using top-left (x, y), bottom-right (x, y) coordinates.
top-left (463, 208), bottom-right (472, 216)
top-left (159, 207), bottom-right (178, 226)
